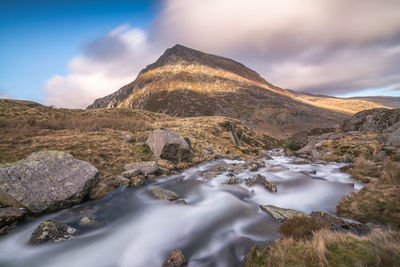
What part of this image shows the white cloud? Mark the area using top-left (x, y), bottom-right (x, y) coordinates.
top-left (44, 27), bottom-right (159, 108)
top-left (44, 0), bottom-right (400, 108)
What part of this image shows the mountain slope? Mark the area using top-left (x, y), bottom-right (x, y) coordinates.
top-left (88, 45), bottom-right (392, 137)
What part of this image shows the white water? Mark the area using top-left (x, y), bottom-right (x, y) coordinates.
top-left (0, 152), bottom-right (362, 267)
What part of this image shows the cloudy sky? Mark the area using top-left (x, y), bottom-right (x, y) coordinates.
top-left (1, 0), bottom-right (400, 108)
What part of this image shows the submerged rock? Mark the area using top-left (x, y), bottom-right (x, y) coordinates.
top-left (260, 205), bottom-right (307, 222)
top-left (0, 151), bottom-right (99, 215)
top-left (150, 186), bottom-right (180, 201)
top-left (124, 161), bottom-right (159, 177)
top-left (0, 207), bottom-right (26, 236)
top-left (146, 129), bottom-right (191, 163)
top-left (30, 220), bottom-right (77, 244)
top-left (245, 174), bottom-right (277, 193)
top-left (162, 249), bottom-right (187, 267)
top-left (310, 211), bottom-right (370, 235)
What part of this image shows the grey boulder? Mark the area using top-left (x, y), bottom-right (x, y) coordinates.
top-left (30, 220), bottom-right (77, 244)
top-left (123, 161), bottom-right (159, 177)
top-left (0, 151), bottom-right (99, 215)
top-left (260, 205), bottom-right (307, 222)
top-left (0, 207), bottom-right (27, 236)
top-left (146, 129), bottom-right (191, 163)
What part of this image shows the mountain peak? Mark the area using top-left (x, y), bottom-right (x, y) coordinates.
top-left (140, 44), bottom-right (267, 84)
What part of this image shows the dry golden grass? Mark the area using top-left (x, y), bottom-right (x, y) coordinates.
top-left (0, 100), bottom-right (276, 180)
top-left (246, 229), bottom-right (400, 267)
top-left (337, 159), bottom-right (400, 229)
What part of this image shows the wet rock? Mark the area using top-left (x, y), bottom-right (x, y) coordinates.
top-left (291, 160), bottom-right (310, 165)
top-left (0, 207), bottom-right (26, 236)
top-left (150, 186), bottom-right (179, 201)
top-left (247, 160), bottom-right (266, 172)
top-left (300, 169), bottom-right (317, 175)
top-left (225, 176), bottom-right (241, 185)
top-left (0, 151), bottom-right (99, 215)
top-left (260, 205), bottom-right (307, 222)
top-left (124, 161), bottom-right (159, 177)
top-left (310, 211), bottom-right (370, 235)
top-left (146, 129), bottom-right (191, 163)
top-left (130, 176), bottom-right (145, 187)
top-left (268, 166), bottom-right (289, 172)
top-left (261, 150), bottom-right (273, 160)
top-left (30, 220), bottom-right (77, 244)
top-left (172, 199), bottom-right (188, 205)
top-left (245, 174), bottom-right (277, 193)
top-left (162, 249), bottom-right (187, 267)
top-left (121, 135), bottom-right (136, 143)
top-left (347, 183), bottom-right (355, 188)
top-left (214, 153), bottom-right (229, 159)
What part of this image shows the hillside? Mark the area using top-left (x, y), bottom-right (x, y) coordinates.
top-left (88, 45), bottom-right (394, 137)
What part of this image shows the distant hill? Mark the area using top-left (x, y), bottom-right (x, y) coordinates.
top-left (88, 45), bottom-right (394, 137)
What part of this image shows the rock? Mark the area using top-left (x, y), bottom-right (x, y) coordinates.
top-left (130, 176), bottom-right (145, 187)
top-left (157, 160), bottom-right (176, 171)
top-left (121, 135), bottom-right (136, 143)
top-left (0, 151), bottom-right (99, 215)
top-left (30, 220), bottom-right (77, 244)
top-left (214, 153), bottom-right (229, 159)
top-left (108, 176), bottom-right (130, 187)
top-left (146, 129), bottom-right (191, 163)
top-left (245, 174), bottom-right (277, 193)
top-left (341, 108), bottom-right (400, 133)
top-left (150, 186), bottom-right (179, 201)
top-left (291, 160), bottom-right (310, 165)
top-left (347, 183), bottom-right (355, 188)
top-left (0, 207), bottom-right (26, 236)
top-left (260, 205), bottom-right (307, 222)
top-left (172, 199), bottom-right (188, 205)
top-left (225, 176), bottom-right (241, 185)
top-left (124, 161), bottom-right (159, 177)
top-left (386, 127), bottom-right (400, 147)
top-left (247, 160), bottom-right (266, 172)
top-left (300, 169), bottom-right (317, 175)
top-left (261, 150), bottom-right (273, 160)
top-left (310, 211), bottom-right (370, 235)
top-left (162, 249), bottom-right (187, 267)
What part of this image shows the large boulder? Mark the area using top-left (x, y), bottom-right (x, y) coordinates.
top-left (30, 220), bottom-right (77, 244)
top-left (146, 130), bottom-right (191, 163)
top-left (0, 207), bottom-right (26, 235)
top-left (0, 151), bottom-right (99, 215)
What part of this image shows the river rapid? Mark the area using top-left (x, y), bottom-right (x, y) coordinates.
top-left (0, 150), bottom-right (363, 267)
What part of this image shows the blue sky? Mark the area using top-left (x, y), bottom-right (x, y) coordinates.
top-left (0, 0), bottom-right (159, 103)
top-left (1, 0), bottom-right (399, 108)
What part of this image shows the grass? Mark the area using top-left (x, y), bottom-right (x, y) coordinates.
top-left (246, 230), bottom-right (400, 267)
top-left (337, 159), bottom-right (400, 229)
top-left (279, 216), bottom-right (324, 241)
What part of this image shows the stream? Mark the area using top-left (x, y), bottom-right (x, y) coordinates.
top-left (0, 150), bottom-right (363, 267)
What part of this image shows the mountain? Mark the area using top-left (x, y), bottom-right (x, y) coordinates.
top-left (88, 44), bottom-right (394, 137)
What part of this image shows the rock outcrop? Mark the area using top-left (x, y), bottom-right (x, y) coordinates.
top-left (146, 129), bottom-right (191, 163)
top-left (340, 108), bottom-right (400, 133)
top-left (260, 205), bottom-right (307, 222)
top-left (0, 151), bottom-right (99, 215)
top-left (30, 220), bottom-right (77, 244)
top-left (0, 207), bottom-right (26, 235)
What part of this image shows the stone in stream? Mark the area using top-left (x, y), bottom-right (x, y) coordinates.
top-left (260, 205), bottom-right (307, 222)
top-left (0, 207), bottom-right (27, 236)
top-left (310, 211), bottom-right (370, 235)
top-left (146, 129), bottom-right (191, 163)
top-left (225, 176), bottom-right (241, 185)
top-left (0, 151), bottom-right (99, 215)
top-left (162, 249), bottom-right (187, 267)
top-left (245, 174), bottom-right (277, 193)
top-left (30, 220), bottom-right (77, 244)
top-left (247, 160), bottom-right (266, 172)
top-left (150, 186), bottom-right (180, 201)
top-left (124, 161), bottom-right (159, 177)
top-left (300, 169), bottom-right (317, 175)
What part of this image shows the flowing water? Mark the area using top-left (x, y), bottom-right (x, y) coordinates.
top-left (0, 151), bottom-right (363, 267)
